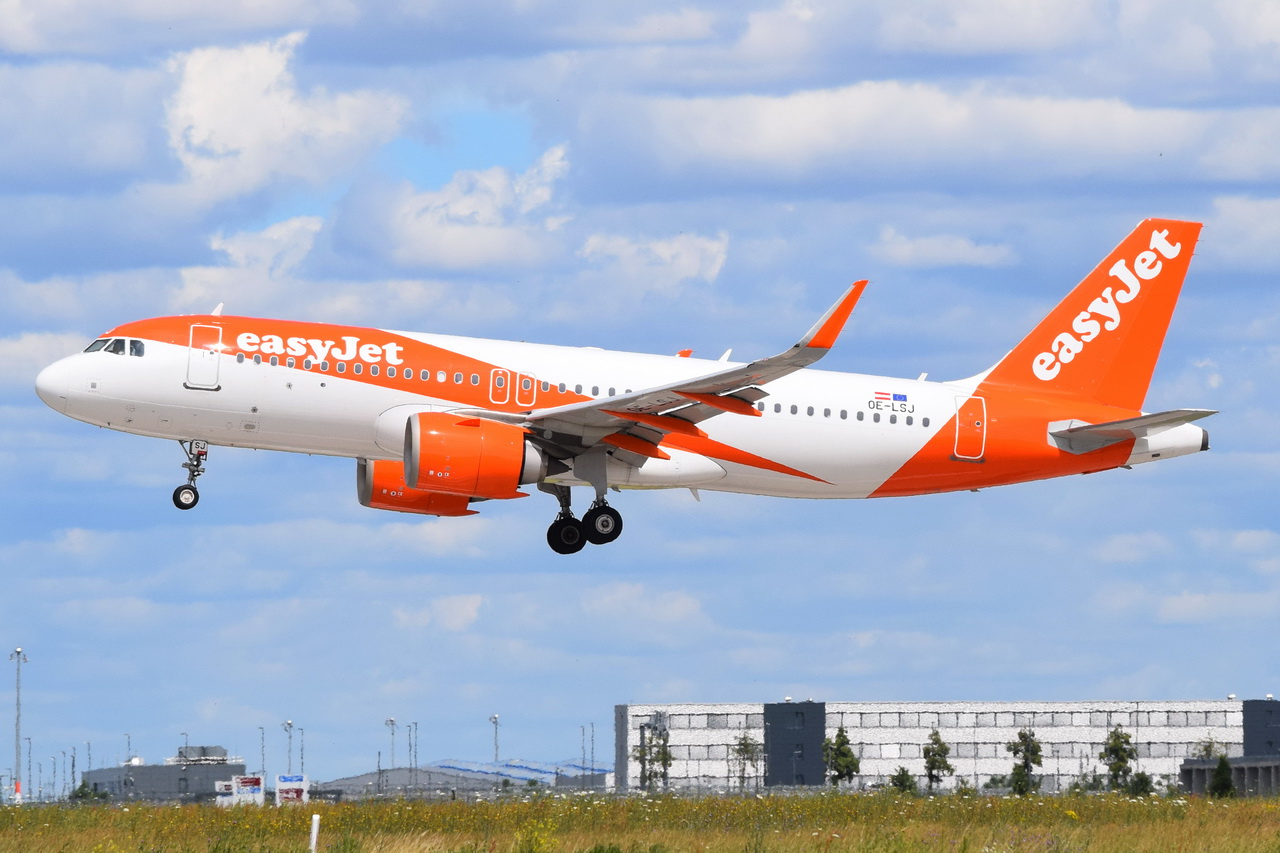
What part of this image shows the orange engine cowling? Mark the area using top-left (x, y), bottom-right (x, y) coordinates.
top-left (357, 458), bottom-right (476, 516)
top-left (404, 412), bottom-right (541, 499)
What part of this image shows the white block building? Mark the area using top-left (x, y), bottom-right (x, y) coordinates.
top-left (615, 700), bottom-right (1247, 793)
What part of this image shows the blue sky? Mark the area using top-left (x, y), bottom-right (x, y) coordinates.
top-left (3, 0), bottom-right (1279, 789)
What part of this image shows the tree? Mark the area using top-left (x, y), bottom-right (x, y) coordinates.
top-left (731, 730), bottom-right (764, 791)
top-left (1099, 726), bottom-right (1138, 792)
top-left (922, 729), bottom-right (954, 793)
top-left (1207, 755), bottom-right (1234, 798)
top-left (631, 723), bottom-right (673, 792)
top-left (888, 766), bottom-right (918, 795)
top-left (822, 725), bottom-right (860, 787)
top-left (1128, 771), bottom-right (1154, 797)
top-left (70, 779), bottom-right (108, 802)
top-left (1005, 729), bottom-right (1043, 796)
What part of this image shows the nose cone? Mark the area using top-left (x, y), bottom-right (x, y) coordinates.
top-left (35, 358), bottom-right (72, 413)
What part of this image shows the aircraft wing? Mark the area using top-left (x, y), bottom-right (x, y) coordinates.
top-left (459, 281), bottom-right (867, 464)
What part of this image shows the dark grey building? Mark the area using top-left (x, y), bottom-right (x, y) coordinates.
top-left (83, 746), bottom-right (245, 802)
top-left (763, 701), bottom-right (827, 787)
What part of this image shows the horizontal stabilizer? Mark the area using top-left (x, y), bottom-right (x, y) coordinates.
top-left (1049, 409), bottom-right (1216, 455)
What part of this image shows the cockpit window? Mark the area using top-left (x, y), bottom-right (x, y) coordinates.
top-left (84, 339), bottom-right (108, 353)
top-left (129, 340), bottom-right (145, 357)
top-left (105, 339), bottom-right (126, 355)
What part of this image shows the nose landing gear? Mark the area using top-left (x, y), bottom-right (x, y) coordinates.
top-left (172, 439), bottom-right (208, 510)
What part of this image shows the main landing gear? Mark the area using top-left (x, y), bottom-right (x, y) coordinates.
top-left (172, 439), bottom-right (208, 510)
top-left (540, 484), bottom-right (624, 554)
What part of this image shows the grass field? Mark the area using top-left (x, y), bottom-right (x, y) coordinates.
top-left (1, 792), bottom-right (1278, 852)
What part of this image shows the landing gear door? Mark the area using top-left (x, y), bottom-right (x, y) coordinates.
top-left (186, 324), bottom-right (222, 391)
top-left (953, 395), bottom-right (986, 462)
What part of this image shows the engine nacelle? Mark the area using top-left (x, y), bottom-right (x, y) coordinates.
top-left (357, 458), bottom-right (476, 516)
top-left (404, 412), bottom-right (542, 499)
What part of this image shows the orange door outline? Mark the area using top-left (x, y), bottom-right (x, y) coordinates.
top-left (953, 395), bottom-right (986, 461)
top-left (489, 368), bottom-right (511, 405)
top-left (185, 324), bottom-right (222, 391)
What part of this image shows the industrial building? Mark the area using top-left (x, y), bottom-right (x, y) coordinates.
top-left (319, 758), bottom-right (611, 800)
top-left (616, 698), bottom-right (1279, 793)
top-left (83, 746), bottom-right (246, 802)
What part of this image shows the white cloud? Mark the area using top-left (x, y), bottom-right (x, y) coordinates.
top-left (175, 216), bottom-right (323, 310)
top-left (879, 0), bottom-right (1101, 54)
top-left (385, 145), bottom-right (569, 270)
top-left (869, 227), bottom-right (1015, 268)
top-left (0, 62), bottom-right (162, 186)
top-left (1157, 590), bottom-right (1280, 623)
top-left (1192, 528), bottom-right (1280, 574)
top-left (0, 0), bottom-right (357, 55)
top-left (1091, 531), bottom-right (1175, 563)
top-left (579, 230), bottom-right (728, 293)
top-left (395, 594), bottom-right (483, 631)
top-left (587, 81), bottom-right (1280, 187)
top-left (0, 331), bottom-right (89, 389)
top-left (1203, 196), bottom-right (1280, 269)
top-left (162, 31), bottom-right (406, 205)
top-left (581, 582), bottom-right (707, 628)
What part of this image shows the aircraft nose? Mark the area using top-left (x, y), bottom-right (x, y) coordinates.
top-left (35, 358), bottom-right (71, 412)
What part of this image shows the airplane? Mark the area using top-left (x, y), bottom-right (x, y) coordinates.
top-left (35, 218), bottom-right (1214, 554)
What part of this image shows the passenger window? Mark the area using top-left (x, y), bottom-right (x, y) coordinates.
top-left (336, 362), bottom-right (346, 373)
top-left (575, 384), bottom-right (583, 394)
top-left (873, 412), bottom-right (880, 423)
top-left (807, 406), bottom-right (814, 416)
top-left (592, 386), bottom-right (599, 396)
top-left (840, 410), bottom-right (847, 419)
top-left (774, 403), bottom-right (781, 413)
top-left (321, 361), bottom-right (329, 371)
top-left (129, 340), bottom-right (145, 357)
top-left (471, 374), bottom-right (479, 386)
top-left (922, 417), bottom-right (930, 427)
top-left (270, 356), bottom-right (279, 366)
top-left (541, 381), bottom-right (551, 392)
top-left (372, 365), bottom-right (381, 377)
top-left (906, 416), bottom-right (913, 425)
top-left (436, 371), bottom-right (445, 382)
top-left (304, 359), bottom-right (313, 369)
top-left (524, 379), bottom-right (534, 391)
top-left (790, 405), bottom-right (798, 415)
top-left (353, 363), bottom-right (363, 375)
top-left (287, 357), bottom-right (295, 368)
top-left (608, 387), bottom-right (615, 396)
top-left (495, 375), bottom-right (505, 388)
top-left (253, 354), bottom-right (262, 364)
top-left (84, 339), bottom-right (108, 353)
top-left (236, 353), bottom-right (245, 364)
top-left (558, 383), bottom-right (567, 393)
top-left (454, 372), bottom-right (463, 384)
top-left (890, 414), bottom-right (897, 424)
top-left (824, 408), bottom-right (831, 417)
top-left (856, 411), bottom-right (864, 421)
top-left (106, 339), bottom-right (125, 355)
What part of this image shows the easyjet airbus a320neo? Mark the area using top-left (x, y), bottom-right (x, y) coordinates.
top-left (36, 219), bottom-right (1214, 553)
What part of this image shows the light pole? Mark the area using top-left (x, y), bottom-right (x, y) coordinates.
top-left (125, 733), bottom-right (131, 763)
top-left (84, 741), bottom-right (91, 774)
top-left (24, 738), bottom-right (31, 799)
top-left (385, 718), bottom-right (397, 769)
top-left (181, 732), bottom-right (188, 755)
top-left (70, 746), bottom-right (76, 796)
top-left (299, 727), bottom-right (305, 776)
top-left (489, 714), bottom-right (500, 764)
top-left (282, 721), bottom-right (293, 775)
top-left (10, 647), bottom-right (27, 804)
top-left (258, 726), bottom-right (265, 778)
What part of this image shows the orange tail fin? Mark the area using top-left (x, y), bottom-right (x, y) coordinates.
top-left (981, 218), bottom-right (1202, 411)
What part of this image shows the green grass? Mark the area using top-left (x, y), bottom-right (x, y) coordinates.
top-left (0, 792), bottom-right (1277, 852)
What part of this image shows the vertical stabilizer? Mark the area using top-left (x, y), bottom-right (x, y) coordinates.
top-left (982, 219), bottom-right (1202, 411)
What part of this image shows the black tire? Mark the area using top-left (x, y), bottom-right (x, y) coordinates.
top-left (172, 484), bottom-right (199, 510)
top-left (582, 505), bottom-right (623, 545)
top-left (547, 517), bottom-right (586, 554)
